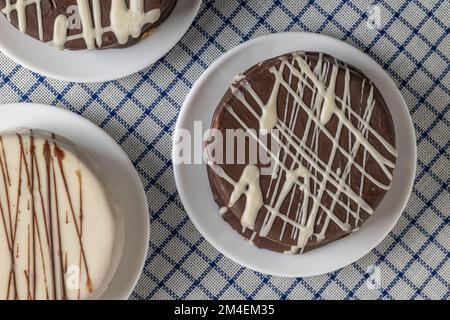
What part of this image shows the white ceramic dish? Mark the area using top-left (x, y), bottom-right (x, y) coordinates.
top-left (173, 32), bottom-right (417, 277)
top-left (0, 103), bottom-right (149, 299)
top-left (0, 0), bottom-right (201, 83)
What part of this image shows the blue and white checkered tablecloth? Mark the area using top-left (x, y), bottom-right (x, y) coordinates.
top-left (0, 0), bottom-right (449, 300)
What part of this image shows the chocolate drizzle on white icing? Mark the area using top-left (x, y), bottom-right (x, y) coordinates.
top-left (208, 52), bottom-right (398, 253)
top-left (0, 130), bottom-right (119, 300)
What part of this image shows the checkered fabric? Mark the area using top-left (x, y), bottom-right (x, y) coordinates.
top-left (0, 0), bottom-right (449, 300)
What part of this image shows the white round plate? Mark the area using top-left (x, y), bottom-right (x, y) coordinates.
top-left (0, 103), bottom-right (149, 298)
top-left (0, 1), bottom-right (201, 83)
top-left (173, 32), bottom-right (417, 277)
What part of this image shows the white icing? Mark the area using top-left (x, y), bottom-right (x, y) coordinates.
top-left (2, 0), bottom-right (44, 41)
top-left (0, 131), bottom-right (122, 300)
top-left (248, 232), bottom-right (256, 245)
top-left (35, 0), bottom-right (43, 41)
top-left (208, 162), bottom-right (263, 231)
top-left (232, 74), bottom-right (245, 84)
top-left (208, 52), bottom-right (397, 252)
top-left (92, 0), bottom-right (103, 47)
top-left (52, 15), bottom-right (68, 50)
top-left (219, 207), bottom-right (228, 215)
top-left (233, 86), bottom-right (377, 211)
top-left (77, 0), bottom-right (96, 50)
top-left (110, 0), bottom-right (160, 45)
top-left (260, 167), bottom-right (308, 237)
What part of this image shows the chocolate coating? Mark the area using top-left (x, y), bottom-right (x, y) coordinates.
top-left (206, 52), bottom-right (396, 254)
top-left (0, 0), bottom-right (177, 50)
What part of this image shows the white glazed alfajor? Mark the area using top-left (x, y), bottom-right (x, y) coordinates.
top-left (0, 129), bottom-right (123, 300)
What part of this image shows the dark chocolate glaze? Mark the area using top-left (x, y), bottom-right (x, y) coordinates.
top-left (0, 0), bottom-right (177, 50)
top-left (206, 52), bottom-right (396, 254)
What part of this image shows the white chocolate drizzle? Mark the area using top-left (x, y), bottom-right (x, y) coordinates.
top-left (208, 162), bottom-right (263, 231)
top-left (1, 0), bottom-right (162, 50)
top-left (208, 52), bottom-right (397, 253)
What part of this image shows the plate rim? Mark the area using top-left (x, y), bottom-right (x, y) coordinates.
top-left (0, 0), bottom-right (201, 83)
top-left (173, 31), bottom-right (417, 277)
top-left (0, 103), bottom-right (150, 298)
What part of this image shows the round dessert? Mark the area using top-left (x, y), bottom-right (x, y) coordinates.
top-left (206, 51), bottom-right (397, 254)
top-left (0, 0), bottom-right (177, 50)
top-left (0, 129), bottom-right (123, 300)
